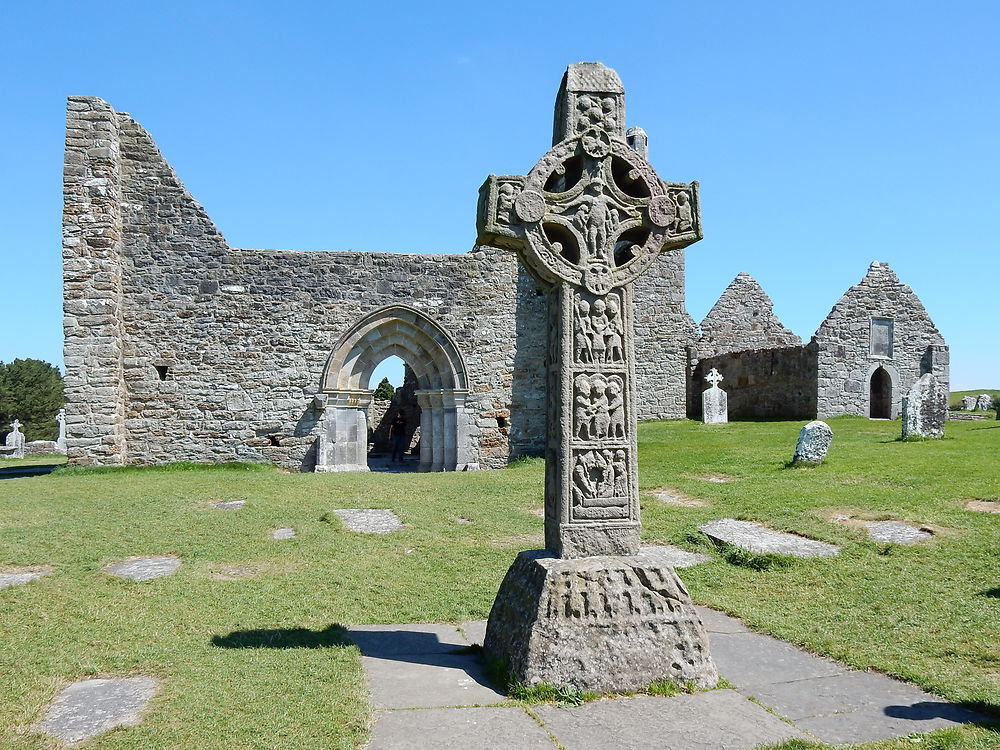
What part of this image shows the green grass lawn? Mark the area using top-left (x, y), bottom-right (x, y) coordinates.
top-left (1, 417), bottom-right (998, 749)
top-left (0, 454), bottom-right (66, 469)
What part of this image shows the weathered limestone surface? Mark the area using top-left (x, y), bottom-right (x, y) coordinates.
top-left (2, 420), bottom-right (26, 459)
top-left (700, 519), bottom-right (841, 558)
top-left (481, 62), bottom-right (715, 693)
top-left (961, 396), bottom-right (977, 411)
top-left (34, 677), bottom-right (159, 744)
top-left (901, 373), bottom-right (946, 438)
top-left (61, 94), bottom-right (693, 472)
top-left (0, 567), bottom-right (54, 589)
top-left (813, 262), bottom-right (949, 419)
top-left (104, 556), bottom-right (180, 581)
top-left (793, 420), bottom-right (833, 464)
top-left (863, 521), bottom-right (931, 545)
top-left (697, 272), bottom-right (801, 357)
top-left (484, 550), bottom-right (717, 692)
top-left (332, 508), bottom-right (403, 533)
top-left (975, 394), bottom-right (993, 411)
top-left (701, 368), bottom-right (728, 424)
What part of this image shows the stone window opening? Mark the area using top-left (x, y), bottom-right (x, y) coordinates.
top-left (267, 434), bottom-right (280, 447)
top-left (870, 318), bottom-right (894, 359)
top-left (153, 365), bottom-right (170, 381)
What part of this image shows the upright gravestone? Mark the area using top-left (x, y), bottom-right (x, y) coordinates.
top-left (792, 420), bottom-right (833, 464)
top-left (702, 368), bottom-right (728, 424)
top-left (4, 420), bottom-right (26, 459)
top-left (961, 396), bottom-right (977, 411)
top-left (975, 394), bottom-right (993, 412)
top-left (901, 373), bottom-right (946, 439)
top-left (55, 409), bottom-right (67, 454)
top-left (478, 63), bottom-right (717, 692)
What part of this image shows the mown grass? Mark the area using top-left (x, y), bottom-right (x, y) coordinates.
top-left (1, 416), bottom-right (998, 749)
top-left (0, 454), bottom-right (66, 469)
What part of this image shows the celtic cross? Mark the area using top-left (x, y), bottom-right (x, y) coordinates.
top-left (477, 62), bottom-right (703, 557)
top-left (706, 368), bottom-right (724, 388)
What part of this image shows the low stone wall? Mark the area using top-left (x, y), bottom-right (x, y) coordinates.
top-left (692, 345), bottom-right (818, 419)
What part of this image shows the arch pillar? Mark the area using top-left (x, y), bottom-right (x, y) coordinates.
top-left (315, 389), bottom-right (372, 472)
top-left (415, 388), bottom-right (470, 471)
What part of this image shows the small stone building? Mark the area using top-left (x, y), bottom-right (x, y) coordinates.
top-left (691, 262), bottom-right (949, 420)
top-left (61, 74), bottom-right (694, 471)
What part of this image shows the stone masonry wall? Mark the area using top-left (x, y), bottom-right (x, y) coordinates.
top-left (693, 345), bottom-right (818, 419)
top-left (813, 262), bottom-right (949, 419)
top-left (63, 98), bottom-right (691, 470)
top-left (697, 272), bottom-right (801, 358)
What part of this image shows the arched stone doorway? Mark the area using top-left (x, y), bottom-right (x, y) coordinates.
top-left (869, 366), bottom-right (892, 419)
top-left (315, 306), bottom-right (472, 472)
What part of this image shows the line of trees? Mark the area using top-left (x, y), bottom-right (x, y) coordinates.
top-left (0, 359), bottom-right (65, 442)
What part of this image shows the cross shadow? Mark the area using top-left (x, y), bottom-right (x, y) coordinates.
top-left (211, 624), bottom-right (353, 649)
top-left (884, 701), bottom-right (999, 727)
top-left (978, 587), bottom-right (1000, 599)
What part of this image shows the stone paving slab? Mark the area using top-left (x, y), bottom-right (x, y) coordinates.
top-left (533, 690), bottom-right (807, 749)
top-left (332, 508), bottom-right (403, 533)
top-left (700, 518), bottom-right (840, 558)
top-left (33, 677), bottom-right (159, 744)
top-left (0, 566), bottom-right (53, 589)
top-left (104, 556), bottom-right (181, 581)
top-left (708, 631), bottom-right (846, 687)
top-left (348, 623), bottom-right (469, 657)
top-left (361, 653), bottom-right (508, 709)
top-left (459, 620), bottom-right (487, 648)
top-left (271, 527), bottom-right (296, 540)
top-left (212, 499), bottom-right (246, 510)
top-left (795, 703), bottom-right (993, 745)
top-left (863, 520), bottom-right (932, 544)
top-left (693, 605), bottom-right (749, 634)
top-left (637, 544), bottom-right (713, 568)
top-left (370, 707), bottom-right (553, 750)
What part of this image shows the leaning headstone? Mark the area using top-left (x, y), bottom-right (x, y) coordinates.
top-left (478, 63), bottom-right (717, 692)
top-left (701, 368), bottom-right (728, 424)
top-left (104, 556), bottom-right (181, 581)
top-left (792, 420), bottom-right (833, 464)
top-left (3, 419), bottom-right (26, 459)
top-left (34, 677), bottom-right (159, 744)
top-left (961, 396), bottom-right (977, 411)
top-left (700, 519), bottom-right (840, 558)
top-left (55, 409), bottom-right (67, 454)
top-left (901, 373), bottom-right (947, 438)
top-left (975, 394), bottom-right (993, 411)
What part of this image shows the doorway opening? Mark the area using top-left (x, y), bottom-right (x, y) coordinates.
top-left (869, 367), bottom-right (892, 419)
top-left (367, 357), bottom-right (420, 473)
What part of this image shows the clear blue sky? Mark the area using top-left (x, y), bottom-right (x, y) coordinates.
top-left (2, 1), bottom-right (997, 390)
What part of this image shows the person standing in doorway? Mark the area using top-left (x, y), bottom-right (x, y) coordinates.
top-left (389, 410), bottom-right (408, 463)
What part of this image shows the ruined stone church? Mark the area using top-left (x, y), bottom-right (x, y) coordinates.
top-left (62, 63), bottom-right (947, 471)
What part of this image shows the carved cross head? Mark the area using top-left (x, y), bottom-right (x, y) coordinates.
top-left (478, 62), bottom-right (702, 295)
top-left (10, 419), bottom-right (22, 431)
top-left (705, 368), bottom-right (724, 388)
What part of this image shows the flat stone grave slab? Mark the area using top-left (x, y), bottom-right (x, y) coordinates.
top-left (965, 499), bottom-right (1000, 514)
top-left (33, 677), bottom-right (159, 744)
top-left (638, 544), bottom-right (712, 568)
top-left (208, 565), bottom-right (257, 580)
top-left (271, 527), bottom-right (296, 540)
top-left (863, 520), bottom-right (932, 544)
top-left (699, 519), bottom-right (840, 558)
top-left (369, 707), bottom-right (553, 750)
top-left (332, 509), bottom-right (403, 533)
top-left (0, 566), bottom-right (54, 589)
top-left (651, 489), bottom-right (707, 507)
top-left (533, 690), bottom-right (807, 750)
top-left (104, 556), bottom-right (181, 581)
top-left (212, 499), bottom-right (246, 510)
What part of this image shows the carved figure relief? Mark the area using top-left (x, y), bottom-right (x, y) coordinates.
top-left (496, 182), bottom-right (517, 225)
top-left (571, 448), bottom-right (629, 507)
top-left (575, 94), bottom-right (619, 135)
top-left (574, 293), bottom-right (625, 365)
top-left (573, 373), bottom-right (625, 441)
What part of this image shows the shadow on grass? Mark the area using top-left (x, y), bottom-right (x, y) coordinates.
top-left (977, 587), bottom-right (1000, 599)
top-left (212, 624), bottom-right (353, 649)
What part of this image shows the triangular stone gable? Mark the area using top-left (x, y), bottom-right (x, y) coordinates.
top-left (698, 272), bottom-right (801, 356)
top-left (814, 261), bottom-right (944, 341)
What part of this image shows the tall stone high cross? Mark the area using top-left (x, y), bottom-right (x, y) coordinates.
top-left (478, 62), bottom-right (702, 557)
top-left (479, 63), bottom-right (716, 693)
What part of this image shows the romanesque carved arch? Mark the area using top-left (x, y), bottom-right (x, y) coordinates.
top-left (321, 306), bottom-right (468, 392)
top-left (316, 306), bottom-right (472, 473)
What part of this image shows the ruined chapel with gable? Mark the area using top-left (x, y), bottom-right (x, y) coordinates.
top-left (62, 63), bottom-right (948, 471)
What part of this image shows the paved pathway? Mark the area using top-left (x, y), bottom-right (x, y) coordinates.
top-left (350, 608), bottom-right (991, 749)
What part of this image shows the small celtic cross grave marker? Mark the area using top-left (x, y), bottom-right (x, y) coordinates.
top-left (479, 63), bottom-right (702, 558)
top-left (478, 63), bottom-right (716, 693)
top-left (705, 368), bottom-right (724, 388)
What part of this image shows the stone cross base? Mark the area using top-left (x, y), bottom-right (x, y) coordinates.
top-left (483, 550), bottom-right (718, 693)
